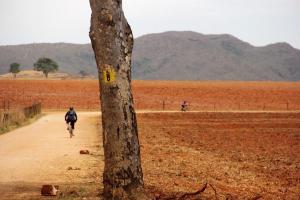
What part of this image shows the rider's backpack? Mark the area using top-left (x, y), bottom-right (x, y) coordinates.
top-left (68, 110), bottom-right (76, 121)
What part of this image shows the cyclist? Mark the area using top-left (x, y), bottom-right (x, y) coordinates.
top-left (181, 101), bottom-right (188, 111)
top-left (65, 107), bottom-right (78, 135)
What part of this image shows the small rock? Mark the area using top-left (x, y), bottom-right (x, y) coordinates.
top-left (67, 166), bottom-right (81, 171)
top-left (80, 150), bottom-right (90, 155)
top-left (41, 185), bottom-right (59, 196)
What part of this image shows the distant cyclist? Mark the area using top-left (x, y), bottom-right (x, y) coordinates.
top-left (181, 101), bottom-right (188, 111)
top-left (65, 107), bottom-right (78, 135)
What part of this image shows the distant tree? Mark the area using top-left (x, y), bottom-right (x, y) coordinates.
top-left (79, 70), bottom-right (88, 79)
top-left (34, 57), bottom-right (59, 78)
top-left (10, 63), bottom-right (20, 78)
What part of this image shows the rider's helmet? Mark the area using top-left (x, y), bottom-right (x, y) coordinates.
top-left (70, 107), bottom-right (74, 110)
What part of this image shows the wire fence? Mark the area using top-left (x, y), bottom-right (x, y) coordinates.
top-left (134, 99), bottom-right (300, 112)
top-left (1, 80), bottom-right (299, 112)
top-left (0, 97), bottom-right (298, 112)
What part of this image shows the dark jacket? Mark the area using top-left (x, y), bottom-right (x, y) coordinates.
top-left (65, 110), bottom-right (77, 122)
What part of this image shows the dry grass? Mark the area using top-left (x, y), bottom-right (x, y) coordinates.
top-left (0, 70), bottom-right (75, 80)
top-left (0, 110), bottom-right (25, 134)
top-left (0, 106), bottom-right (41, 134)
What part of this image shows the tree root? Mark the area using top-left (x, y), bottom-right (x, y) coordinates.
top-left (178, 182), bottom-right (208, 200)
top-left (208, 183), bottom-right (218, 200)
top-left (156, 182), bottom-right (208, 200)
top-left (154, 183), bottom-right (263, 200)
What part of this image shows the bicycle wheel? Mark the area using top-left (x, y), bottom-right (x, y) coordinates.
top-left (69, 124), bottom-right (73, 138)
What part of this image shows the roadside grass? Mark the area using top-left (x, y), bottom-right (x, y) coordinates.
top-left (0, 113), bottom-right (44, 135)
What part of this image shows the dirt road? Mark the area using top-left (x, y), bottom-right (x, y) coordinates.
top-left (0, 112), bottom-right (103, 199)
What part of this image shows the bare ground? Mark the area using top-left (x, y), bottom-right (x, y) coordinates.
top-left (0, 111), bottom-right (299, 200)
top-left (139, 112), bottom-right (300, 200)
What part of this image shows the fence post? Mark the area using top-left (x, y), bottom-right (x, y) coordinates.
top-left (287, 102), bottom-right (289, 111)
top-left (162, 100), bottom-right (165, 111)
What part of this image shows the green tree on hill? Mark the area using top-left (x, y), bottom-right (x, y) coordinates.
top-left (10, 63), bottom-right (20, 78)
top-left (34, 57), bottom-right (59, 78)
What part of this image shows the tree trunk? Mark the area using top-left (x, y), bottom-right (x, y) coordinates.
top-left (89, 1), bottom-right (151, 199)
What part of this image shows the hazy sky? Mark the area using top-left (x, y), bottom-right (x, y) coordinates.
top-left (0, 0), bottom-right (299, 49)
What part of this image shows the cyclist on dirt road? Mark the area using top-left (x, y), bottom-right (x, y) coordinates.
top-left (65, 107), bottom-right (78, 133)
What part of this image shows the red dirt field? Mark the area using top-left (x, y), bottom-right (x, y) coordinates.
top-left (0, 79), bottom-right (299, 199)
top-left (0, 80), bottom-right (300, 111)
top-left (138, 112), bottom-right (300, 200)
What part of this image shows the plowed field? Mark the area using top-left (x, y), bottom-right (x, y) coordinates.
top-left (138, 112), bottom-right (300, 200)
top-left (0, 80), bottom-right (300, 111)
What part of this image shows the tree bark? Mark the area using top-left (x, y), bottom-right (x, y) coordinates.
top-left (89, 1), bottom-right (151, 199)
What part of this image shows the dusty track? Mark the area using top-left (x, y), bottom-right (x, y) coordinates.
top-left (0, 112), bottom-right (103, 199)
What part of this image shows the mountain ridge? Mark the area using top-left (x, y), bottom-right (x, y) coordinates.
top-left (0, 31), bottom-right (299, 81)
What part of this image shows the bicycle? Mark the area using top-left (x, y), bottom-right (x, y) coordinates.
top-left (65, 107), bottom-right (77, 139)
top-left (67, 123), bottom-right (74, 138)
